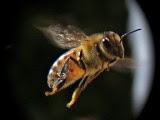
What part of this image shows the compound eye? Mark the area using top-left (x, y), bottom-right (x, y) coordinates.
top-left (102, 38), bottom-right (112, 50)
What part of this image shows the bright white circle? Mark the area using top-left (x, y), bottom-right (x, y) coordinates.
top-left (126, 0), bottom-right (155, 117)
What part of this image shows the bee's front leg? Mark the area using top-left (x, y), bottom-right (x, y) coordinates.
top-left (66, 76), bottom-right (88, 108)
top-left (105, 58), bottom-right (117, 71)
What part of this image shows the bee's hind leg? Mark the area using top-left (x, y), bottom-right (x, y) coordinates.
top-left (66, 50), bottom-right (89, 108)
top-left (45, 88), bottom-right (58, 96)
top-left (66, 76), bottom-right (88, 108)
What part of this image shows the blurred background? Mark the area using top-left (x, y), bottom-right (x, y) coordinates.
top-left (2, 0), bottom-right (158, 120)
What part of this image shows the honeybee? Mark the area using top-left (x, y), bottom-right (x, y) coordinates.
top-left (37, 24), bottom-right (141, 108)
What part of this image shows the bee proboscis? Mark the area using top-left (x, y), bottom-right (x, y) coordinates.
top-left (37, 24), bottom-right (141, 108)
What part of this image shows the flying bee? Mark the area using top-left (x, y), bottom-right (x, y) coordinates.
top-left (37, 24), bottom-right (141, 108)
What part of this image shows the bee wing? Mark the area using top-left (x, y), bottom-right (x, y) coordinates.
top-left (37, 24), bottom-right (87, 49)
top-left (111, 58), bottom-right (135, 72)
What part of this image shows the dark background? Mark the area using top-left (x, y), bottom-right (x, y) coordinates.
top-left (1, 0), bottom-right (159, 120)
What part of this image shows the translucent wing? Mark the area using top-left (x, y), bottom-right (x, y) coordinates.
top-left (37, 24), bottom-right (87, 49)
top-left (111, 58), bottom-right (135, 72)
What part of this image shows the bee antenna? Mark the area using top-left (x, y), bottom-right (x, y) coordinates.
top-left (120, 28), bottom-right (142, 43)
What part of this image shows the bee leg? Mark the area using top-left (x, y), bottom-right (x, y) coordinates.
top-left (105, 58), bottom-right (117, 71)
top-left (66, 76), bottom-right (88, 108)
top-left (45, 87), bottom-right (58, 96)
top-left (78, 50), bottom-right (86, 70)
top-left (105, 62), bottom-right (110, 71)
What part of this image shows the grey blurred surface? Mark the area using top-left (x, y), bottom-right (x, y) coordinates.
top-left (126, 0), bottom-right (154, 117)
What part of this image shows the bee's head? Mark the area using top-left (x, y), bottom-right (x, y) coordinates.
top-left (101, 29), bottom-right (141, 60)
top-left (101, 31), bottom-right (124, 60)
